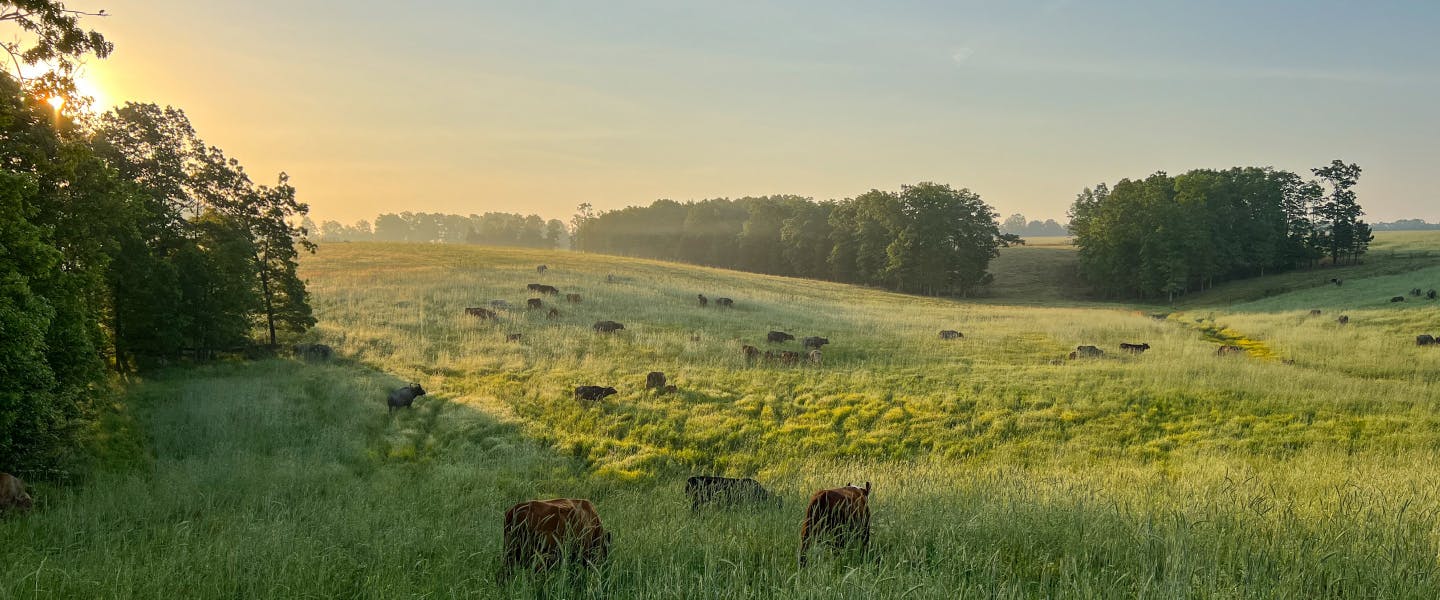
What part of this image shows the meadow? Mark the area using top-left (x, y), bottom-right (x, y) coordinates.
top-left (2, 232), bottom-right (1439, 598)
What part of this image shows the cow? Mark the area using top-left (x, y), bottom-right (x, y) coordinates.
top-left (690, 334), bottom-right (701, 342)
top-left (1411, 288), bottom-right (1423, 297)
top-left (292, 343), bottom-right (333, 361)
top-left (527, 298), bottom-right (544, 310)
top-left (645, 372), bottom-right (666, 390)
top-left (526, 283), bottom-right (544, 292)
top-left (1429, 289), bottom-right (1438, 300)
top-left (1308, 309), bottom-right (1322, 316)
top-left (1336, 315), bottom-right (1350, 325)
top-left (536, 265), bottom-right (548, 274)
top-left (574, 386), bottom-right (618, 401)
top-left (1417, 334), bottom-right (1435, 347)
top-left (606, 274), bottom-right (616, 283)
top-left (490, 300), bottom-right (512, 309)
top-left (938, 330), bottom-right (962, 340)
top-left (1216, 345), bottom-right (1245, 356)
top-left (1119, 342), bottom-right (1150, 354)
top-left (1392, 296), bottom-right (1406, 303)
top-left (1074, 345), bottom-right (1104, 358)
top-left (0, 473), bottom-right (33, 515)
top-left (767, 331), bottom-right (795, 344)
top-left (698, 294), bottom-right (708, 307)
top-left (546, 308), bottom-right (561, 319)
top-left (506, 333), bottom-right (523, 342)
top-left (798, 482), bottom-right (871, 568)
top-left (715, 297), bottom-right (734, 308)
top-left (466, 307), bottom-right (499, 320)
top-left (685, 476), bottom-right (780, 510)
top-left (387, 383), bottom-right (426, 412)
top-left (536, 285), bottom-right (560, 296)
top-left (742, 345), bottom-right (761, 362)
top-left (802, 337), bottom-right (829, 350)
top-left (807, 350), bottom-right (823, 366)
top-left (500, 498), bottom-right (611, 577)
top-left (663, 384), bottom-right (678, 394)
top-left (593, 321), bottom-right (625, 333)
top-left (779, 350), bottom-right (802, 365)
top-left (1330, 278), bottom-right (1343, 286)
top-left (566, 293), bottom-right (582, 304)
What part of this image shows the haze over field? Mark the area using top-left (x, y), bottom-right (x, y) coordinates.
top-left (79, 1), bottom-right (1440, 224)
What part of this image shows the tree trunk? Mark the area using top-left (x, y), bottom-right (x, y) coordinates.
top-left (257, 250), bottom-right (277, 348)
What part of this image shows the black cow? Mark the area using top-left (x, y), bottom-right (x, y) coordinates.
top-left (698, 294), bottom-right (708, 307)
top-left (465, 307), bottom-right (498, 320)
top-left (526, 283), bottom-right (543, 292)
top-left (536, 265), bottom-right (548, 274)
top-left (1330, 278), bottom-right (1343, 286)
top-left (527, 298), bottom-right (544, 309)
top-left (1308, 309), bottom-right (1322, 316)
top-left (1417, 334), bottom-right (1435, 347)
top-left (1337, 315), bottom-right (1350, 325)
top-left (546, 308), bottom-right (561, 319)
top-left (1429, 289), bottom-right (1438, 300)
top-left (565, 293), bottom-right (582, 303)
top-left (715, 297), bottom-right (734, 307)
top-left (802, 336), bottom-right (829, 350)
top-left (490, 300), bottom-right (512, 309)
top-left (685, 476), bottom-right (780, 510)
top-left (387, 383), bottom-right (426, 412)
top-left (1119, 342), bottom-right (1150, 354)
top-left (767, 331), bottom-right (795, 344)
top-left (293, 343), bottom-right (333, 361)
top-left (536, 285), bottom-right (560, 296)
top-left (574, 386), bottom-right (618, 401)
top-left (1391, 296), bottom-right (1406, 303)
top-left (645, 371), bottom-right (666, 390)
top-left (1074, 345), bottom-right (1104, 358)
top-left (593, 320), bottom-right (625, 333)
top-left (1411, 288), bottom-right (1423, 297)
top-left (938, 330), bottom-right (962, 340)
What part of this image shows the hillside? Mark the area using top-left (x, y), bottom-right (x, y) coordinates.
top-left (3, 234), bottom-right (1439, 598)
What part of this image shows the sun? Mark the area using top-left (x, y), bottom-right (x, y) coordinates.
top-left (20, 60), bottom-right (110, 111)
top-left (47, 95), bottom-right (65, 110)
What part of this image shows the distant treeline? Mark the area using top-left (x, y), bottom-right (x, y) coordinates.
top-left (313, 212), bottom-right (568, 247)
top-left (1372, 219), bottom-right (1440, 231)
top-left (1000, 214), bottom-right (1069, 237)
top-left (1069, 161), bottom-right (1370, 300)
top-left (572, 182), bottom-right (1018, 296)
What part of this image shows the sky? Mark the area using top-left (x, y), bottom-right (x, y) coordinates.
top-left (70, 0), bottom-right (1440, 225)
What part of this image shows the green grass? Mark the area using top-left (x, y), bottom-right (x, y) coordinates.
top-left (4, 232), bottom-right (1440, 598)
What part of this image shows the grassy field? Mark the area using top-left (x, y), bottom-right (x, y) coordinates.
top-left (3, 232), bottom-right (1439, 598)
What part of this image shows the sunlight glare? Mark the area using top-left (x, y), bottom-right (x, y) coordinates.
top-left (47, 96), bottom-right (65, 110)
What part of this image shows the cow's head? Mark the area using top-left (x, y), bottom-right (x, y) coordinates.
top-left (410, 383), bottom-right (427, 396)
top-left (602, 387), bottom-right (618, 398)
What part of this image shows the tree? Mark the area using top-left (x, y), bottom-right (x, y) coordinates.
top-left (1311, 160), bottom-right (1369, 265)
top-left (1, 0), bottom-right (112, 106)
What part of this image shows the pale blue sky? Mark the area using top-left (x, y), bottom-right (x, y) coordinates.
top-left (88, 1), bottom-right (1440, 223)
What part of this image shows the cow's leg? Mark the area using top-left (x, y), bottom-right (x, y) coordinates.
top-left (797, 521), bottom-right (813, 568)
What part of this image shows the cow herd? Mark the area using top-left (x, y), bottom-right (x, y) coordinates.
top-left (499, 477), bottom-right (871, 577)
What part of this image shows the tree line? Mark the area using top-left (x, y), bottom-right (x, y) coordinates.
top-left (1068, 161), bottom-right (1371, 300)
top-left (1, 6), bottom-right (313, 473)
top-left (312, 212), bottom-right (568, 247)
top-left (1000, 214), bottom-right (1068, 237)
top-left (572, 183), bottom-right (1019, 296)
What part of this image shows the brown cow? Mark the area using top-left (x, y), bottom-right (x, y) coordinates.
top-left (715, 297), bottom-right (734, 308)
top-left (779, 350), bottom-right (802, 365)
top-left (546, 308), bottom-right (561, 319)
top-left (500, 498), bottom-right (611, 577)
top-left (536, 265), bottom-right (548, 274)
top-left (536, 285), bottom-right (560, 296)
top-left (1336, 315), bottom-right (1350, 325)
top-left (1074, 345), bottom-right (1104, 358)
top-left (742, 345), bottom-right (761, 361)
top-left (0, 473), bottom-right (33, 514)
top-left (798, 482), bottom-right (871, 567)
top-left (807, 349), bottom-right (823, 366)
top-left (1216, 345), bottom-right (1245, 356)
top-left (465, 307), bottom-right (498, 320)
top-left (645, 371), bottom-right (666, 390)
top-left (566, 293), bottom-right (582, 304)
top-left (697, 294), bottom-right (708, 307)
top-left (506, 333), bottom-right (523, 342)
top-left (527, 298), bottom-right (544, 310)
top-left (1119, 342), bottom-right (1150, 354)
top-left (1308, 309), bottom-right (1322, 316)
top-left (593, 321), bottom-right (625, 333)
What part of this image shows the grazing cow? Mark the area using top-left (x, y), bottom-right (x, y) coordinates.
top-left (1417, 334), bottom-right (1435, 347)
top-left (645, 371), bottom-right (666, 390)
top-left (1330, 278), bottom-right (1343, 286)
top-left (536, 265), bottom-right (548, 274)
top-left (1309, 309), bottom-right (1322, 316)
top-left (742, 345), bottom-right (761, 361)
top-left (0, 473), bottom-right (33, 514)
top-left (807, 349), bottom-right (823, 366)
top-left (536, 285), bottom-right (560, 296)
top-left (715, 297), bottom-right (734, 308)
top-left (466, 307), bottom-right (499, 320)
top-left (546, 308), bottom-right (561, 319)
top-left (663, 384), bottom-right (678, 394)
top-left (798, 482), bottom-right (871, 568)
top-left (574, 386), bottom-right (618, 401)
top-left (763, 350), bottom-right (777, 363)
top-left (292, 343), bottom-right (333, 361)
top-left (938, 330), bottom-right (962, 340)
top-left (802, 337), bottom-right (830, 350)
top-left (1067, 351), bottom-right (1078, 360)
top-left (1119, 342), bottom-right (1150, 354)
top-left (527, 298), bottom-right (544, 310)
top-left (1429, 289), bottom-right (1438, 300)
top-left (490, 300), bottom-right (512, 309)
top-left (1392, 296), bottom-right (1406, 303)
top-left (779, 350), bottom-right (802, 365)
top-left (1074, 345), bottom-right (1104, 358)
top-left (566, 293), bottom-right (582, 304)
top-left (1411, 288), bottom-right (1423, 297)
top-left (506, 333), bottom-right (523, 342)
top-left (500, 498), bottom-right (611, 577)
top-left (526, 283), bottom-right (543, 292)
top-left (767, 331), bottom-right (795, 344)
top-left (698, 294), bottom-right (708, 307)
top-left (685, 476), bottom-right (780, 510)
top-left (1337, 315), bottom-right (1350, 325)
top-left (387, 383), bottom-right (426, 412)
top-left (593, 320), bottom-right (625, 333)
top-left (1216, 345), bottom-right (1245, 356)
